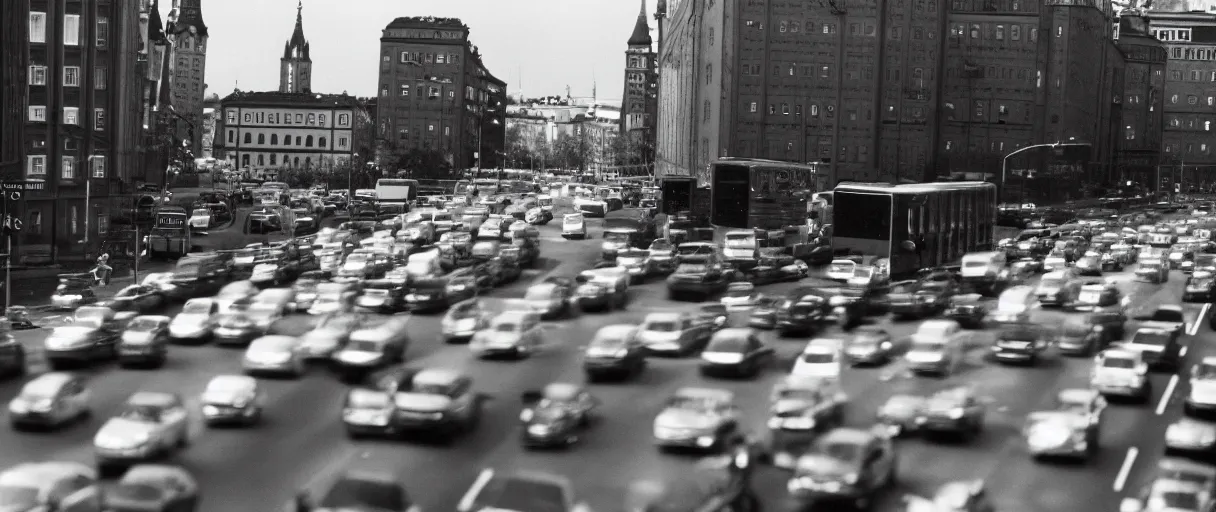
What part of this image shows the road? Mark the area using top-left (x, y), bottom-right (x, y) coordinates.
top-left (0, 222), bottom-right (1207, 512)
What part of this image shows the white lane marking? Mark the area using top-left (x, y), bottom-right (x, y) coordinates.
top-left (1114, 447), bottom-right (1139, 492)
top-left (1157, 375), bottom-right (1179, 415)
top-left (1188, 303), bottom-right (1211, 336)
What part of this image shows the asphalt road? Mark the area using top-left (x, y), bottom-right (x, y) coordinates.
top-left (0, 224), bottom-right (1208, 512)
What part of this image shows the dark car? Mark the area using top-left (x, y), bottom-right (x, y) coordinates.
top-left (844, 326), bottom-right (895, 366)
top-left (886, 280), bottom-right (954, 319)
top-left (920, 387), bottom-right (987, 439)
top-left (1056, 310), bottom-right (1124, 356)
top-left (699, 328), bottom-right (774, 379)
top-left (582, 324), bottom-right (647, 381)
top-left (775, 293), bottom-right (829, 335)
top-left (991, 324), bottom-right (1048, 365)
top-left (1123, 327), bottom-right (1184, 372)
top-left (1185, 273), bottom-right (1216, 303)
top-left (944, 294), bottom-right (988, 329)
top-left (519, 383), bottom-right (600, 448)
top-left (106, 285), bottom-right (166, 314)
top-left (784, 427), bottom-right (897, 511)
top-left (117, 315), bottom-right (171, 368)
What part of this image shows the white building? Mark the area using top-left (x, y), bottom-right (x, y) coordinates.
top-left (215, 91), bottom-right (364, 175)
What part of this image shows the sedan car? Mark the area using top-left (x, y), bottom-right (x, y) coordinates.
top-left (519, 383), bottom-right (600, 448)
top-left (106, 285), bottom-right (165, 314)
top-left (44, 306), bottom-right (131, 369)
top-left (1164, 417), bottom-right (1216, 459)
top-left (699, 328), bottom-right (774, 379)
top-left (331, 318), bottom-right (411, 379)
top-left (442, 299), bottom-right (491, 343)
top-left (242, 335), bottom-right (305, 377)
top-left (876, 394), bottom-right (928, 437)
top-left (904, 481), bottom-right (996, 512)
top-left (766, 376), bottom-right (847, 433)
top-left (521, 281), bottom-right (576, 319)
top-left (583, 324), bottom-right (647, 381)
top-left (104, 464), bottom-right (200, 512)
top-left (1185, 357), bottom-right (1216, 416)
top-left (8, 372), bottom-right (91, 430)
top-left (117, 315), bottom-right (171, 368)
top-left (920, 387), bottom-right (986, 439)
top-left (636, 312), bottom-right (713, 356)
top-left (470, 311), bottom-right (545, 359)
top-left (168, 298), bottom-right (218, 344)
top-left (1184, 273), bottom-right (1216, 303)
top-left (298, 312), bottom-right (365, 361)
top-left (1024, 389), bottom-right (1106, 461)
top-left (652, 387), bottom-right (739, 452)
top-left (93, 392), bottom-right (190, 474)
top-left (200, 374), bottom-right (265, 427)
top-left (785, 427), bottom-right (897, 511)
top-left (342, 367), bottom-right (482, 440)
top-left (844, 326), bottom-right (895, 366)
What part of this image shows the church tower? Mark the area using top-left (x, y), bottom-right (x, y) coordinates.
top-left (165, 0), bottom-right (209, 155)
top-left (620, 0), bottom-right (658, 172)
top-left (280, 1), bottom-right (312, 94)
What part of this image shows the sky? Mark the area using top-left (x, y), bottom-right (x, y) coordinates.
top-left (171, 0), bottom-right (659, 102)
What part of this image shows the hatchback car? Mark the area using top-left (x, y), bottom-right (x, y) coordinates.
top-left (470, 311), bottom-right (545, 359)
top-left (242, 335), bottom-right (306, 377)
top-left (8, 372), bottom-right (91, 430)
top-left (699, 328), bottom-right (774, 379)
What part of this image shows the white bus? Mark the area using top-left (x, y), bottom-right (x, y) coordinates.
top-left (375, 178), bottom-right (419, 205)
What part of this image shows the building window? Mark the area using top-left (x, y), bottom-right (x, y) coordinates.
top-left (704, 100), bottom-right (711, 121)
top-left (749, 102), bottom-right (757, 112)
top-left (270, 134), bottom-right (278, 145)
top-left (283, 133), bottom-right (291, 145)
top-left (28, 106), bottom-right (46, 122)
top-left (811, 104), bottom-right (820, 116)
top-left (1208, 121), bottom-right (1213, 131)
top-left (380, 84), bottom-right (388, 96)
top-left (429, 87), bottom-right (440, 99)
top-left (339, 137), bottom-right (348, 148)
top-left (228, 131), bottom-right (234, 143)
top-left (1172, 94), bottom-right (1179, 104)
top-left (1125, 126), bottom-right (1135, 140)
top-left (96, 17), bottom-right (109, 47)
top-left (428, 124), bottom-right (435, 131)
top-left (400, 84), bottom-right (409, 96)
top-left (1192, 70), bottom-right (1202, 81)
top-left (63, 107), bottom-right (78, 125)
top-left (781, 103), bottom-right (790, 115)
top-left (858, 146), bottom-right (869, 162)
top-left (91, 155), bottom-right (105, 178)
top-left (448, 90), bottom-right (455, 98)
top-left (69, 207), bottom-right (77, 235)
top-left (63, 66), bottom-right (80, 87)
top-left (95, 66), bottom-right (108, 89)
top-left (28, 65), bottom-right (46, 85)
top-left (821, 65), bottom-right (830, 78)
top-left (257, 134), bottom-right (265, 144)
top-left (1030, 27), bottom-right (1038, 41)
top-left (305, 135), bottom-right (313, 147)
top-left (61, 157), bottom-right (75, 179)
top-left (27, 156), bottom-right (46, 176)
top-left (94, 108), bottom-right (105, 131)
top-left (768, 104), bottom-right (776, 114)
top-left (795, 105), bottom-right (803, 116)
top-left (242, 155), bottom-right (250, 167)
top-left (970, 24), bottom-right (980, 39)
top-left (29, 12), bottom-right (46, 43)
top-left (270, 154), bottom-right (277, 165)
top-left (1189, 95), bottom-right (1199, 105)
top-left (27, 212), bottom-right (41, 235)
top-left (319, 137), bottom-right (327, 147)
top-left (307, 113), bottom-right (315, 125)
top-left (443, 127), bottom-right (450, 136)
top-left (295, 136), bottom-right (302, 145)
top-left (339, 114), bottom-right (350, 126)
top-left (63, 14), bottom-right (80, 45)
top-left (243, 133), bottom-right (252, 144)
top-left (995, 25), bottom-right (1004, 40)
top-left (258, 155), bottom-right (264, 166)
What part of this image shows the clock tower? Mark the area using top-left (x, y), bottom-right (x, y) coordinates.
top-left (166, 0), bottom-right (209, 157)
top-left (280, 1), bottom-right (312, 94)
top-left (620, 0), bottom-right (658, 172)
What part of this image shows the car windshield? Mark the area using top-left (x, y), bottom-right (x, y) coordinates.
top-left (1197, 363), bottom-right (1216, 380)
top-left (320, 478), bottom-right (407, 511)
top-left (812, 441), bottom-right (862, 462)
top-left (644, 320), bottom-right (679, 332)
top-left (1150, 489), bottom-right (1200, 511)
top-left (115, 287), bottom-right (143, 298)
top-left (1040, 277), bottom-right (1066, 288)
top-left (776, 387), bottom-right (818, 401)
top-left (667, 396), bottom-right (716, 411)
top-left (590, 333), bottom-right (628, 349)
top-left (1191, 278), bottom-right (1215, 289)
top-left (1132, 331), bottom-right (1170, 346)
top-left (346, 340), bottom-right (381, 352)
top-left (1062, 319), bottom-right (1094, 336)
top-left (910, 340), bottom-right (946, 352)
top-left (917, 324), bottom-right (954, 338)
top-left (182, 301), bottom-right (211, 314)
top-left (853, 267), bottom-right (873, 278)
top-left (801, 351), bottom-right (837, 363)
top-left (119, 404), bottom-right (164, 422)
top-left (964, 260), bottom-right (989, 268)
top-left (1055, 396), bottom-right (1090, 413)
top-left (675, 263), bottom-right (707, 274)
top-left (605, 231), bottom-right (632, 242)
top-left (494, 322), bottom-right (520, 333)
top-left (649, 240), bottom-right (672, 251)
top-left (829, 262), bottom-right (853, 273)
top-left (724, 288), bottom-right (752, 299)
top-left (0, 485), bottom-right (38, 508)
top-left (126, 318), bottom-right (162, 331)
top-left (725, 236), bottom-right (754, 248)
top-left (1102, 356), bottom-right (1136, 369)
top-left (707, 336), bottom-right (748, 353)
top-left (524, 287), bottom-right (554, 300)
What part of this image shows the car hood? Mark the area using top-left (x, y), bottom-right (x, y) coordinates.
top-left (655, 409), bottom-right (717, 430)
top-left (171, 313), bottom-right (208, 326)
top-left (104, 483), bottom-right (172, 509)
top-left (772, 399), bottom-right (816, 416)
top-left (393, 392), bottom-right (452, 413)
top-left (474, 331), bottom-right (521, 344)
top-left (1191, 380), bottom-right (1216, 402)
top-left (53, 325), bottom-right (99, 337)
top-left (794, 455), bottom-right (854, 479)
top-left (201, 388), bottom-right (249, 406)
top-left (96, 417), bottom-right (157, 444)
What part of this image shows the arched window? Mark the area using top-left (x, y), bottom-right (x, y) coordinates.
top-left (306, 135), bottom-right (314, 147)
top-left (271, 134), bottom-right (278, 145)
top-left (293, 156), bottom-right (300, 167)
top-left (241, 154), bottom-right (250, 166)
top-left (257, 134), bottom-right (265, 144)
top-left (243, 133), bottom-right (251, 144)
top-left (270, 154), bottom-right (277, 165)
top-left (305, 157), bottom-right (312, 167)
top-left (319, 137), bottom-right (327, 148)
top-left (295, 136), bottom-right (302, 146)
top-left (283, 134), bottom-right (291, 146)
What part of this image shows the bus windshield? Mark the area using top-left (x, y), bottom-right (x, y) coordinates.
top-left (834, 191), bottom-right (891, 241)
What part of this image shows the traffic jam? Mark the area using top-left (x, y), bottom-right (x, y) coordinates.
top-left (2, 172), bottom-right (1216, 512)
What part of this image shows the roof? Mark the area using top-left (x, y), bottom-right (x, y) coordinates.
top-left (285, 1), bottom-right (310, 60)
top-left (127, 391), bottom-right (179, 408)
top-left (414, 368), bottom-right (463, 386)
top-left (595, 324), bottom-right (638, 339)
top-left (1058, 388), bottom-right (1098, 403)
top-left (147, 0), bottom-right (167, 43)
top-left (219, 90), bottom-right (361, 109)
top-left (384, 16), bottom-right (468, 30)
top-left (835, 181), bottom-right (994, 194)
top-left (542, 383), bottom-right (583, 401)
top-left (23, 372), bottom-right (75, 395)
top-left (627, 0), bottom-right (653, 46)
top-left (206, 375), bottom-right (257, 392)
top-left (0, 462), bottom-right (95, 486)
top-left (673, 387), bottom-right (734, 402)
top-left (167, 0), bottom-right (208, 37)
top-left (643, 312), bottom-right (683, 322)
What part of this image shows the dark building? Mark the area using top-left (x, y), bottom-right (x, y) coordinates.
top-left (21, 0), bottom-right (147, 263)
top-left (164, 0), bottom-right (207, 156)
top-left (1, 0), bottom-right (29, 184)
top-left (621, 0), bottom-right (659, 169)
top-left (375, 16), bottom-right (507, 172)
top-left (1147, 9), bottom-right (1216, 192)
top-left (657, 0), bottom-right (1125, 202)
top-left (1116, 14), bottom-right (1167, 192)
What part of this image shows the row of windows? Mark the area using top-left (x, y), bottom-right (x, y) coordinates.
top-left (237, 154), bottom-right (329, 169)
top-left (746, 101), bottom-right (835, 118)
top-left (1155, 28), bottom-right (1191, 42)
top-left (227, 111), bottom-right (350, 127)
top-left (1168, 94), bottom-right (1216, 106)
top-left (949, 23), bottom-right (1039, 43)
top-left (28, 65), bottom-right (107, 89)
top-left (26, 155), bottom-right (106, 179)
top-left (745, 19), bottom-right (841, 34)
top-left (384, 51), bottom-right (462, 65)
top-left (1166, 117), bottom-right (1215, 131)
top-left (1168, 69), bottom-right (1216, 82)
top-left (383, 83), bottom-right (454, 99)
top-left (394, 124), bottom-right (451, 138)
top-left (9, 209), bottom-right (100, 237)
top-left (950, 0), bottom-right (1034, 12)
top-left (29, 12), bottom-right (107, 47)
top-left (1163, 142), bottom-right (1213, 154)
top-left (228, 132), bottom-right (348, 149)
top-left (1169, 47), bottom-right (1216, 62)
top-left (942, 140), bottom-right (1025, 152)
top-left (27, 106), bottom-right (105, 130)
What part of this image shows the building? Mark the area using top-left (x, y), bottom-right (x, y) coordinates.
top-left (1147, 7), bottom-right (1216, 191)
top-left (1117, 14), bottom-right (1167, 190)
top-left (280, 1), bottom-right (312, 94)
top-left (164, 0), bottom-right (207, 157)
top-left (140, 0), bottom-right (175, 187)
top-left (656, 0), bottom-right (1125, 201)
top-left (0, 0), bottom-right (28, 184)
top-left (375, 16), bottom-right (507, 172)
top-left (200, 106), bottom-right (216, 159)
top-left (215, 91), bottom-right (367, 180)
top-left (620, 0), bottom-right (659, 171)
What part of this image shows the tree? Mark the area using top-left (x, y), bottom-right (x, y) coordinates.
top-left (393, 148), bottom-right (454, 179)
top-left (504, 124), bottom-right (534, 169)
top-left (552, 130), bottom-right (592, 171)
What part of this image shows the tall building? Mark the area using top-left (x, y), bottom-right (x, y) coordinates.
top-left (375, 16), bottom-right (507, 172)
top-left (620, 0), bottom-right (659, 170)
top-left (215, 91), bottom-right (365, 180)
top-left (1147, 8), bottom-right (1216, 191)
top-left (1116, 14), bottom-right (1167, 189)
top-left (280, 1), bottom-right (312, 94)
top-left (165, 0), bottom-right (207, 156)
top-left (20, 0), bottom-right (147, 263)
top-left (656, 0), bottom-right (1125, 201)
top-left (0, 0), bottom-right (28, 183)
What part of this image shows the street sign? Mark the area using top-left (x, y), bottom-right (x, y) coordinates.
top-left (0, 181), bottom-right (37, 192)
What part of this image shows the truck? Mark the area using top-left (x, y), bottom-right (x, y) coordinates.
top-left (147, 207), bottom-right (191, 259)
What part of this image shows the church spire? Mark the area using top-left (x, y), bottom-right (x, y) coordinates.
top-left (627, 0), bottom-right (652, 47)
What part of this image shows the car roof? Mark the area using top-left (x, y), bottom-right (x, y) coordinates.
top-left (23, 372), bottom-right (75, 394)
top-left (126, 391), bottom-right (179, 408)
top-left (820, 428), bottom-right (876, 445)
top-left (206, 375), bottom-right (257, 391)
top-left (132, 315), bottom-right (171, 323)
top-left (0, 462), bottom-right (95, 487)
top-left (1158, 304), bottom-right (1185, 313)
top-left (492, 311), bottom-right (534, 323)
top-left (713, 328), bottom-right (753, 340)
top-left (805, 338), bottom-right (844, 351)
top-left (251, 335), bottom-right (300, 348)
top-left (643, 312), bottom-right (682, 322)
top-left (414, 368), bottom-right (463, 387)
top-left (673, 387), bottom-right (733, 402)
top-left (596, 324), bottom-right (637, 338)
top-left (1057, 388), bottom-right (1098, 403)
top-left (543, 383), bottom-right (584, 401)
top-left (120, 464), bottom-right (193, 485)
top-left (1101, 348), bottom-right (1140, 360)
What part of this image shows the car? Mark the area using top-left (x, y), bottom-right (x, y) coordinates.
top-left (766, 376), bottom-right (847, 433)
top-left (720, 282), bottom-right (758, 309)
top-left (521, 281), bottom-right (577, 319)
top-left (575, 268), bottom-right (630, 311)
top-left (792, 338), bottom-right (844, 379)
top-left (903, 480), bottom-right (996, 512)
top-left (300, 462), bottom-right (420, 512)
top-left (615, 248), bottom-right (653, 283)
top-left (785, 427), bottom-right (897, 511)
top-left (93, 392), bottom-right (190, 474)
top-left (44, 306), bottom-right (132, 369)
top-left (885, 280), bottom-right (954, 319)
top-left (920, 387), bottom-right (986, 439)
top-left (1123, 327), bottom-right (1185, 372)
top-left (991, 323), bottom-right (1048, 365)
top-left (1056, 310), bottom-right (1125, 356)
top-left (582, 324), bottom-right (647, 381)
top-left (876, 394), bottom-right (928, 437)
top-left (844, 326), bottom-right (895, 365)
top-left (0, 462), bottom-right (101, 511)
top-left (117, 315), bottom-right (171, 368)
top-left (636, 311), bottom-right (714, 356)
top-left (442, 299), bottom-right (491, 343)
top-left (646, 238), bottom-right (678, 274)
top-left (168, 298), bottom-right (217, 344)
top-left (652, 387), bottom-right (740, 452)
top-left (743, 252), bottom-right (810, 285)
top-left (699, 328), bottom-right (775, 379)
top-left (1121, 468), bottom-right (1216, 512)
top-left (470, 311), bottom-right (545, 359)
top-left (774, 292), bottom-right (830, 335)
top-left (518, 383), bottom-right (601, 448)
top-left (308, 282), bottom-right (361, 315)
top-left (342, 367), bottom-right (482, 440)
top-left (1024, 389), bottom-right (1106, 460)
top-left (8, 372), bottom-right (91, 430)
top-left (825, 259), bottom-right (857, 281)
top-left (944, 294), bottom-right (988, 329)
top-left (1074, 253), bottom-right (1103, 276)
top-left (104, 464), bottom-right (199, 512)
top-left (1164, 417), bottom-right (1216, 459)
top-left (106, 285), bottom-right (165, 314)
top-left (1137, 257), bottom-right (1170, 283)
top-left (905, 320), bottom-right (964, 376)
top-left (748, 296), bottom-right (781, 329)
top-left (242, 335), bottom-right (306, 377)
top-left (1035, 270), bottom-right (1083, 307)
top-left (1091, 348), bottom-right (1152, 401)
top-left (457, 469), bottom-right (588, 512)
top-left (200, 374), bottom-right (265, 426)
top-left (696, 303), bottom-right (730, 331)
top-left (331, 318), bottom-right (411, 379)
top-left (1185, 272), bottom-right (1216, 303)
top-left (666, 253), bottom-right (733, 300)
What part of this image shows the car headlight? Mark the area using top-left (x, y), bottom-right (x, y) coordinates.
top-left (842, 472), bottom-right (858, 485)
top-left (948, 408), bottom-right (965, 419)
top-left (58, 294), bottom-right (83, 301)
top-left (8, 400), bottom-right (27, 413)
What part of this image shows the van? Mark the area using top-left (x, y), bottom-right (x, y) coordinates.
top-left (990, 285), bottom-right (1036, 324)
top-left (960, 251), bottom-right (1006, 282)
top-left (404, 251), bottom-right (443, 278)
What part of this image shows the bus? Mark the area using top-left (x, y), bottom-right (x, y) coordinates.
top-left (709, 158), bottom-right (824, 229)
top-left (375, 179), bottom-right (419, 205)
top-left (832, 181), bottom-right (998, 276)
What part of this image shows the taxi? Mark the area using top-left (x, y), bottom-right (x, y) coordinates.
top-left (8, 372), bottom-right (91, 430)
top-left (93, 392), bottom-right (190, 473)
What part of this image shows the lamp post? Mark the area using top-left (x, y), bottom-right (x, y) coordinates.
top-left (1000, 141), bottom-right (1091, 208)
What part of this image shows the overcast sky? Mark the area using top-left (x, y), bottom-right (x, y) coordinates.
top-left (173, 0), bottom-right (658, 101)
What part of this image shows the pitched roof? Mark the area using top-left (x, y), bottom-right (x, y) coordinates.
top-left (285, 1), bottom-right (310, 60)
top-left (627, 0), bottom-right (653, 46)
top-left (147, 0), bottom-right (167, 43)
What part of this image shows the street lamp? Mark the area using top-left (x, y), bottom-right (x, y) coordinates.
top-left (1000, 141), bottom-right (1091, 208)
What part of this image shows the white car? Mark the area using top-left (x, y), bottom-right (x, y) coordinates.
top-left (905, 320), bottom-right (964, 376)
top-left (469, 311), bottom-right (545, 359)
top-left (188, 208), bottom-right (211, 231)
top-left (168, 298), bottom-right (217, 343)
top-left (826, 259), bottom-right (857, 281)
top-left (1185, 357), bottom-right (1216, 415)
top-left (791, 338), bottom-right (844, 380)
top-left (93, 392), bottom-right (190, 472)
top-left (242, 335), bottom-right (305, 377)
top-left (1090, 348), bottom-right (1151, 401)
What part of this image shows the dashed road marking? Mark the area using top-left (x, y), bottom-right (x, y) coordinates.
top-left (1188, 303), bottom-right (1211, 336)
top-left (1157, 374), bottom-right (1179, 415)
top-left (1114, 447), bottom-right (1139, 492)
